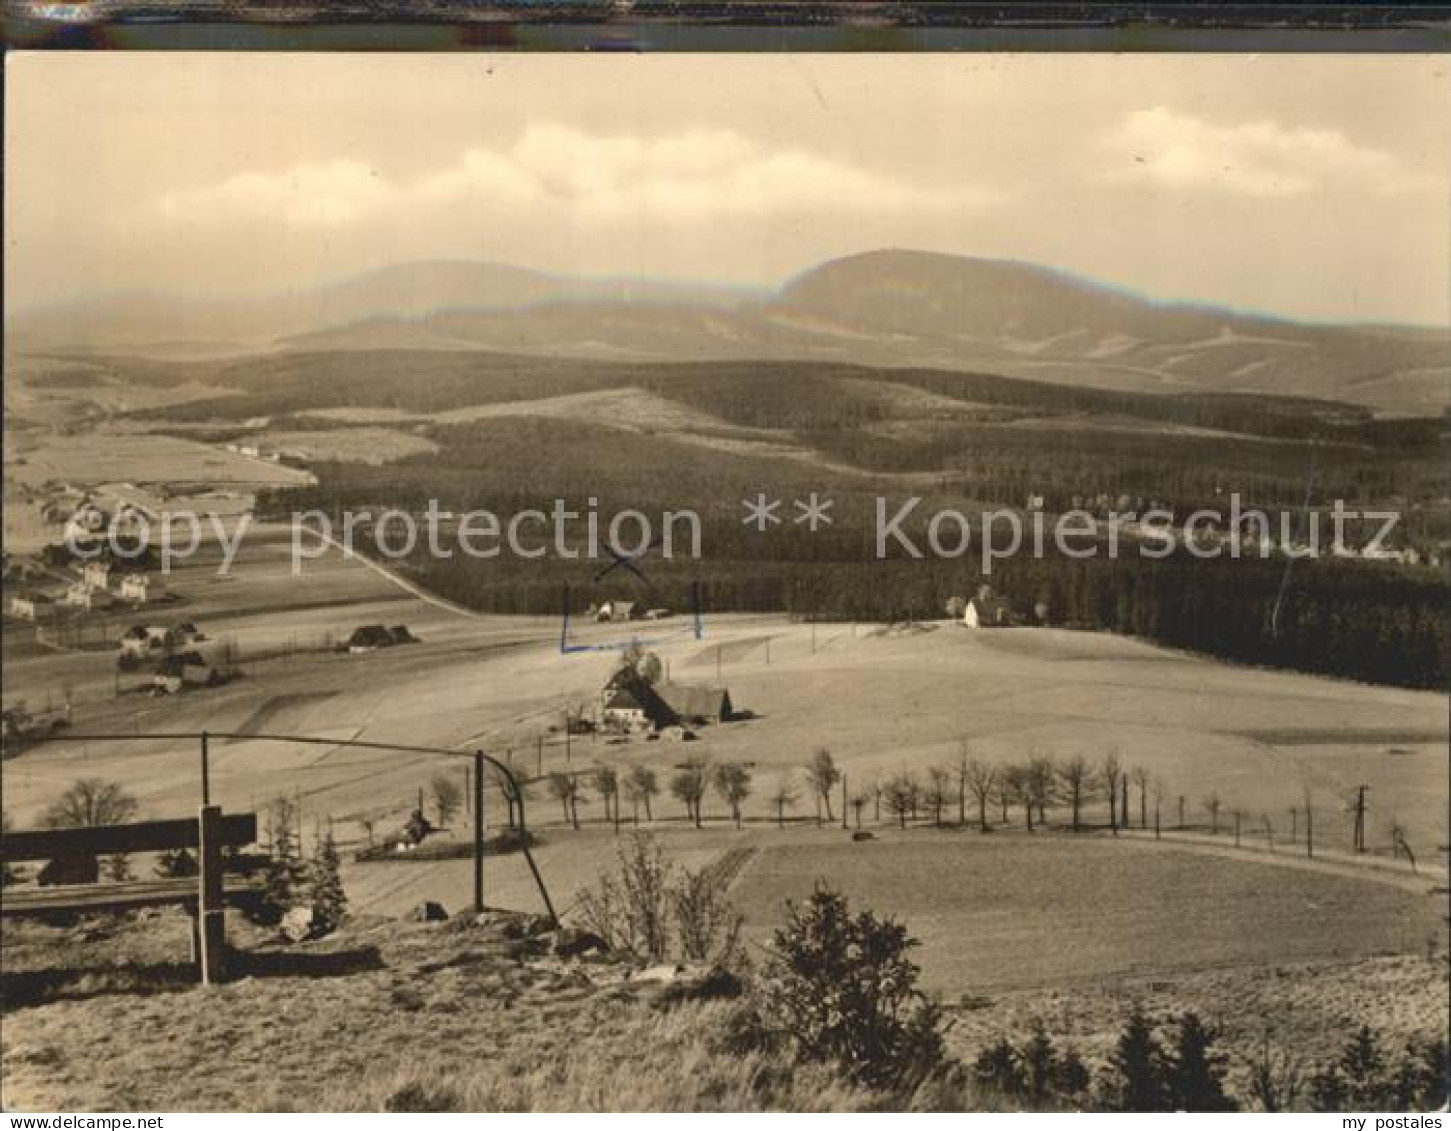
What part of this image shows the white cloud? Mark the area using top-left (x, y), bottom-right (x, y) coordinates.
top-left (158, 124), bottom-right (994, 232)
top-left (1103, 107), bottom-right (1430, 198)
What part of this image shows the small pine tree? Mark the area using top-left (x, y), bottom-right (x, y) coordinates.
top-left (1165, 1012), bottom-right (1236, 1111)
top-left (1021, 1025), bottom-right (1058, 1100)
top-left (256, 796), bottom-right (305, 925)
top-left (1398, 1037), bottom-right (1449, 1110)
top-left (104, 853), bottom-right (134, 882)
top-left (1102, 1007), bottom-right (1166, 1112)
top-left (1340, 1025), bottom-right (1389, 1109)
top-left (307, 826), bottom-right (347, 937)
top-left (973, 1038), bottom-right (1025, 1097)
top-left (1308, 1065), bottom-right (1348, 1112)
top-left (1052, 1047), bottom-right (1092, 1101)
top-left (154, 847), bottom-right (198, 878)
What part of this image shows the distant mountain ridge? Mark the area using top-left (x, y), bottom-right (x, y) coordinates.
top-left (10, 250), bottom-right (1449, 414)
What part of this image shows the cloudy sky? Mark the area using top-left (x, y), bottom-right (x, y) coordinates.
top-left (7, 52), bottom-right (1449, 324)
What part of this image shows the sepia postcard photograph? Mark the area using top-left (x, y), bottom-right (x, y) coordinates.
top-left (1, 49), bottom-right (1448, 1116)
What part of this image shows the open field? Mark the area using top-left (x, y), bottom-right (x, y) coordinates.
top-left (728, 831), bottom-right (1442, 992)
top-left (4, 429), bottom-right (311, 493)
top-left (5, 524), bottom-right (1445, 855)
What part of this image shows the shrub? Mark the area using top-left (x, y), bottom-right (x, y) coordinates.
top-left (575, 832), bottom-right (673, 960)
top-left (672, 862), bottom-right (744, 967)
top-left (755, 883), bottom-right (945, 1093)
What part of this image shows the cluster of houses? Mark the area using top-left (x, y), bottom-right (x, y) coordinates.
top-left (588, 600), bottom-right (674, 623)
top-left (114, 620), bottom-right (220, 692)
top-left (6, 557), bottom-right (166, 622)
top-left (598, 666), bottom-right (734, 736)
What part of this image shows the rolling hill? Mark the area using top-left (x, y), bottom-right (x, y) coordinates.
top-left (9, 251), bottom-right (1448, 414)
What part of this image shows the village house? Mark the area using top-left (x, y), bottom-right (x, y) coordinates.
top-left (118, 573), bottom-right (164, 603)
top-left (598, 667), bottom-right (734, 730)
top-left (655, 683), bottom-right (735, 725)
top-left (81, 559), bottom-right (113, 590)
top-left (345, 624), bottom-right (416, 653)
top-left (594, 600), bottom-right (638, 623)
top-left (963, 584), bottom-right (1012, 628)
top-left (153, 651), bottom-right (216, 694)
top-left (8, 593), bottom-right (57, 622)
top-left (119, 624), bottom-right (168, 658)
top-left (62, 581), bottom-right (114, 610)
top-left (600, 685), bottom-right (658, 730)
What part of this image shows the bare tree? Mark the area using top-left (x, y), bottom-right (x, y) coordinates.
top-left (768, 772), bottom-right (800, 829)
top-left (1056, 755), bottom-right (1096, 833)
top-left (1005, 764), bottom-right (1035, 832)
top-left (624, 764), bottom-right (659, 824)
top-left (962, 758), bottom-right (997, 833)
top-left (429, 773), bottom-right (462, 828)
top-left (1102, 750), bottom-right (1123, 833)
top-left (593, 765), bottom-right (621, 831)
top-left (953, 741), bottom-right (974, 825)
top-left (711, 762), bottom-right (752, 829)
top-left (883, 772), bottom-right (917, 828)
top-left (993, 773), bottom-right (1012, 824)
top-left (804, 747), bottom-right (841, 825)
top-left (1028, 755), bottom-right (1056, 827)
top-left (924, 765), bottom-right (951, 827)
top-left (670, 757), bottom-right (709, 828)
top-left (1130, 765), bottom-right (1151, 829)
top-left (547, 772), bottom-right (583, 830)
top-left (1204, 793), bottom-right (1222, 835)
top-left (42, 778), bottom-right (138, 829)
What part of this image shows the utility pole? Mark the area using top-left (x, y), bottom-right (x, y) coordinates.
top-left (841, 775), bottom-right (848, 830)
top-left (1289, 807), bottom-right (1298, 845)
top-left (1352, 785), bottom-right (1370, 854)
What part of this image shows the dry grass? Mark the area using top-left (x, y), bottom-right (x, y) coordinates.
top-left (0, 912), bottom-right (876, 1112)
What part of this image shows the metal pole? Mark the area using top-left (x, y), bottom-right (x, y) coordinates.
top-left (514, 789), bottom-right (558, 925)
top-left (200, 730), bottom-right (210, 806)
top-left (473, 751), bottom-right (485, 913)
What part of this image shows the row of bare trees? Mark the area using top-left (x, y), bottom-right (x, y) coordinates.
top-left (491, 742), bottom-right (1402, 862)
